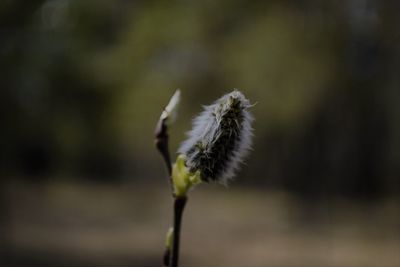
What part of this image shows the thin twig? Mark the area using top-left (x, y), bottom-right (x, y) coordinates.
top-left (171, 196), bottom-right (187, 267)
top-left (155, 116), bottom-right (174, 267)
top-left (155, 90), bottom-right (185, 267)
top-left (155, 116), bottom-right (173, 188)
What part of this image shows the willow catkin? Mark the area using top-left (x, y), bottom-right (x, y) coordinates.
top-left (178, 90), bottom-right (254, 184)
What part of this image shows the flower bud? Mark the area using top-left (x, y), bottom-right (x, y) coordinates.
top-left (178, 90), bottom-right (254, 184)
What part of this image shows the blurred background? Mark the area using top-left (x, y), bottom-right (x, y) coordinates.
top-left (1, 0), bottom-right (400, 266)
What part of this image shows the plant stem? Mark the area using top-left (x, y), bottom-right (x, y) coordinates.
top-left (155, 117), bottom-right (173, 187)
top-left (155, 116), bottom-right (174, 267)
top-left (171, 196), bottom-right (187, 267)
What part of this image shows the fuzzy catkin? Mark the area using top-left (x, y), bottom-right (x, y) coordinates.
top-left (178, 90), bottom-right (253, 184)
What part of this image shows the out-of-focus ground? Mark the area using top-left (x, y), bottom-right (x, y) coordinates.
top-left (2, 180), bottom-right (399, 267)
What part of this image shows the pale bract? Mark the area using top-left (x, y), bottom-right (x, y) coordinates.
top-left (161, 89), bottom-right (181, 124)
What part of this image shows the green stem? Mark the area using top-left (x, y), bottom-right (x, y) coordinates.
top-left (171, 196), bottom-right (187, 267)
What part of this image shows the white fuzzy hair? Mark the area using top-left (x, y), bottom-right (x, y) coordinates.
top-left (178, 90), bottom-right (254, 184)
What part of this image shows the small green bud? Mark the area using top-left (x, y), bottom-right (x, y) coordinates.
top-left (172, 155), bottom-right (202, 196)
top-left (165, 227), bottom-right (174, 249)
